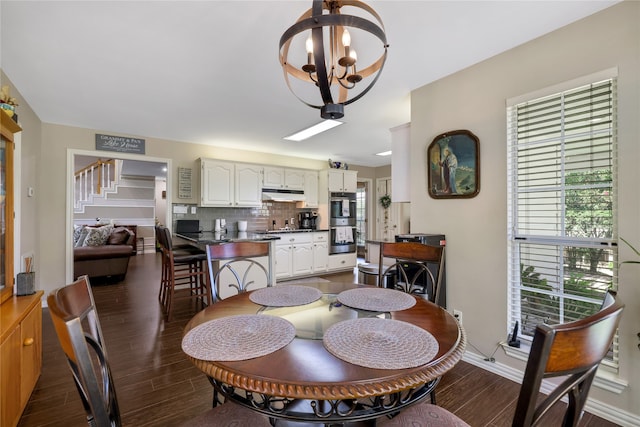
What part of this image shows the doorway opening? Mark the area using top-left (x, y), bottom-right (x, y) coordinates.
top-left (67, 149), bottom-right (172, 282)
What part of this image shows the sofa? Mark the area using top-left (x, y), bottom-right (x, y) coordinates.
top-left (73, 224), bottom-right (137, 282)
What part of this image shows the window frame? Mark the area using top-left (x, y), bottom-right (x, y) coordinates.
top-left (506, 69), bottom-right (619, 369)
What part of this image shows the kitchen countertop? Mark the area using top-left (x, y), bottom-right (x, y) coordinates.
top-left (175, 230), bottom-right (331, 250)
top-left (262, 229), bottom-right (329, 234)
top-left (176, 231), bottom-right (281, 245)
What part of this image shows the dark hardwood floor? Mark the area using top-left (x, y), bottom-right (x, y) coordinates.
top-left (18, 253), bottom-right (619, 426)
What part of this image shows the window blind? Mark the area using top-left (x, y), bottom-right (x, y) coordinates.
top-left (507, 77), bottom-right (618, 366)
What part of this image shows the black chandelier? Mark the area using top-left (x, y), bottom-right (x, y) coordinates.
top-left (279, 0), bottom-right (388, 120)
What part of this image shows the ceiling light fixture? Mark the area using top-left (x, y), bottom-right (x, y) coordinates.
top-left (284, 119), bottom-right (343, 141)
top-left (376, 150), bottom-right (392, 156)
top-left (279, 0), bottom-right (388, 120)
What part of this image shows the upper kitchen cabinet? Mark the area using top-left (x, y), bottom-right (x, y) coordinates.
top-left (327, 169), bottom-right (357, 193)
top-left (201, 159), bottom-right (234, 206)
top-left (263, 166), bottom-right (305, 190)
top-left (301, 170), bottom-right (319, 208)
top-left (235, 163), bottom-right (263, 207)
top-left (200, 159), bottom-right (262, 207)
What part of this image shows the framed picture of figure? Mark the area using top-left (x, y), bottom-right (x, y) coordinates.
top-left (427, 129), bottom-right (480, 199)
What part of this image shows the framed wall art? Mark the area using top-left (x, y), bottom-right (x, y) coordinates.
top-left (427, 129), bottom-right (480, 199)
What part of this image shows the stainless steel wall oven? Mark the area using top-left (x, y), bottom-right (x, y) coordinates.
top-left (329, 192), bottom-right (357, 254)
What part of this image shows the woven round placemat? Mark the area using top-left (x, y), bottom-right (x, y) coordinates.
top-left (323, 318), bottom-right (439, 369)
top-left (250, 285), bottom-right (323, 307)
top-left (182, 314), bottom-right (296, 361)
top-left (337, 287), bottom-right (416, 312)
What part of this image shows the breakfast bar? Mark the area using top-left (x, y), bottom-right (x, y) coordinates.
top-left (175, 230), bottom-right (282, 249)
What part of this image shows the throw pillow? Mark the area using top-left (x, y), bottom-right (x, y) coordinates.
top-left (73, 225), bottom-right (83, 246)
top-left (82, 225), bottom-right (113, 247)
top-left (74, 227), bottom-right (90, 248)
top-left (108, 227), bottom-right (132, 245)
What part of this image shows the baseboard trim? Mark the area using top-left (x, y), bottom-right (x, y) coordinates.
top-left (462, 351), bottom-right (640, 427)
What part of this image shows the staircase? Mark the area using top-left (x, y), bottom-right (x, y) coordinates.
top-left (74, 158), bottom-right (156, 227)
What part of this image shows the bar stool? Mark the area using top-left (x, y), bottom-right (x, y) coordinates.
top-left (157, 226), bottom-right (210, 321)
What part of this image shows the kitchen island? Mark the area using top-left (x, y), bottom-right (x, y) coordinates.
top-left (176, 229), bottom-right (339, 283)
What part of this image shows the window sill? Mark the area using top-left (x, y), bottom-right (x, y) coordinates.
top-left (501, 342), bottom-right (628, 394)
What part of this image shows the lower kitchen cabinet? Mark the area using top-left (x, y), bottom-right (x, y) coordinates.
top-left (292, 244), bottom-right (314, 276)
top-left (1, 291), bottom-right (44, 427)
top-left (313, 232), bottom-right (329, 273)
top-left (273, 232), bottom-right (322, 280)
top-left (328, 252), bottom-right (357, 272)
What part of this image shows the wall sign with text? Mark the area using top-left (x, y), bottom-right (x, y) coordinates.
top-left (178, 167), bottom-right (192, 199)
top-left (95, 134), bottom-right (145, 154)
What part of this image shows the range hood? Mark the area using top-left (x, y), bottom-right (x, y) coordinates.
top-left (261, 188), bottom-right (306, 202)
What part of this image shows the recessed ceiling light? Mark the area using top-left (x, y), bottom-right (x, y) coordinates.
top-left (284, 120), bottom-right (343, 141)
top-left (376, 151), bottom-right (392, 156)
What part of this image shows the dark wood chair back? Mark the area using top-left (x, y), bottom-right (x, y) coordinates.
top-left (155, 224), bottom-right (167, 250)
top-left (47, 275), bottom-right (121, 427)
top-left (206, 241), bottom-right (273, 302)
top-left (47, 276), bottom-right (274, 426)
top-left (512, 290), bottom-right (624, 427)
top-left (379, 291), bottom-right (624, 427)
top-left (378, 241), bottom-right (445, 303)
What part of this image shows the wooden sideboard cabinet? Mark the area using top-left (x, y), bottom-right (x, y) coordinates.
top-left (0, 291), bottom-right (44, 427)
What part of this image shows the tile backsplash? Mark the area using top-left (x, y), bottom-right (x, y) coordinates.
top-left (171, 202), bottom-right (316, 232)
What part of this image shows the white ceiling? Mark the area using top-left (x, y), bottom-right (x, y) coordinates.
top-left (0, 1), bottom-right (618, 167)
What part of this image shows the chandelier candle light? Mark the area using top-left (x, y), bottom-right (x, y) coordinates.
top-left (279, 0), bottom-right (388, 119)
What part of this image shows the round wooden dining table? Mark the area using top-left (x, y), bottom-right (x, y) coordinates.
top-left (182, 281), bottom-right (466, 425)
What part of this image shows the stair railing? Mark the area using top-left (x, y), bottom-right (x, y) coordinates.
top-left (74, 159), bottom-right (117, 208)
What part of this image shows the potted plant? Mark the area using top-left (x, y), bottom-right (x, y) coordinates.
top-left (620, 237), bottom-right (640, 265)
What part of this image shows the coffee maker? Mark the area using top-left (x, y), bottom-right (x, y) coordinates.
top-left (298, 211), bottom-right (317, 230)
top-left (299, 212), bottom-right (312, 229)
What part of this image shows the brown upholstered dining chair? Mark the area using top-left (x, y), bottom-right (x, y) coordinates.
top-left (378, 290), bottom-right (625, 427)
top-left (377, 241), bottom-right (445, 305)
top-left (47, 275), bottom-right (272, 427)
top-left (206, 241), bottom-right (273, 302)
top-left (157, 226), bottom-right (210, 321)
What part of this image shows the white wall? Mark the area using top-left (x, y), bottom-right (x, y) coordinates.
top-left (409, 1), bottom-right (639, 421)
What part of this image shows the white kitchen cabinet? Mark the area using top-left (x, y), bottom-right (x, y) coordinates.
top-left (200, 159), bottom-right (262, 207)
top-left (235, 163), bottom-right (263, 207)
top-left (328, 252), bottom-right (357, 271)
top-left (274, 244), bottom-right (293, 279)
top-left (301, 170), bottom-right (319, 208)
top-left (312, 232), bottom-right (329, 273)
top-left (273, 233), bottom-right (314, 279)
top-left (201, 159), bottom-right (234, 206)
top-left (285, 169), bottom-right (305, 190)
top-left (263, 166), bottom-right (285, 189)
top-left (327, 169), bottom-right (357, 193)
top-left (292, 243), bottom-right (314, 276)
top-left (263, 167), bottom-right (305, 190)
